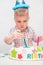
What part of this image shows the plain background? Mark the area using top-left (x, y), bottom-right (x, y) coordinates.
top-left (0, 0), bottom-right (43, 53)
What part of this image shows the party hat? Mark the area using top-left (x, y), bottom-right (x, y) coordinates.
top-left (15, 0), bottom-right (20, 5)
top-left (12, 0), bottom-right (30, 10)
top-left (22, 0), bottom-right (25, 4)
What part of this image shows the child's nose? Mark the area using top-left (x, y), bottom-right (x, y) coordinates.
top-left (21, 21), bottom-right (24, 26)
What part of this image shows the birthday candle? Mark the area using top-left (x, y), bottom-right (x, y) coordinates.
top-left (26, 37), bottom-right (28, 46)
top-left (23, 38), bottom-right (27, 47)
top-left (37, 36), bottom-right (40, 46)
top-left (26, 42), bottom-right (28, 47)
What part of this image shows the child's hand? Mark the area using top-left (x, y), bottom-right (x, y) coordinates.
top-left (36, 35), bottom-right (43, 43)
top-left (5, 29), bottom-right (24, 44)
top-left (39, 35), bottom-right (43, 41)
top-left (13, 29), bottom-right (24, 39)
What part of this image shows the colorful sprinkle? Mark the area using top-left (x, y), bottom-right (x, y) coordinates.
top-left (27, 54), bottom-right (32, 59)
top-left (11, 49), bottom-right (17, 58)
top-left (37, 46), bottom-right (42, 52)
top-left (32, 53), bottom-right (38, 58)
top-left (18, 54), bottom-right (23, 59)
top-left (41, 54), bottom-right (43, 58)
top-left (32, 48), bottom-right (37, 53)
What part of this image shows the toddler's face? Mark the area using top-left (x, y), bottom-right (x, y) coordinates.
top-left (14, 8), bottom-right (29, 31)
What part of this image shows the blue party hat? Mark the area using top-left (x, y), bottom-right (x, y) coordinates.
top-left (12, 0), bottom-right (30, 10)
top-left (15, 0), bottom-right (20, 5)
top-left (22, 0), bottom-right (25, 4)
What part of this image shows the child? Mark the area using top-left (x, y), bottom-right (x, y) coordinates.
top-left (5, 0), bottom-right (43, 47)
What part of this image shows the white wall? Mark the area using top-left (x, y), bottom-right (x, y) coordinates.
top-left (0, 0), bottom-right (43, 53)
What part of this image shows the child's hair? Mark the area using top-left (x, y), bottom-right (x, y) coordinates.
top-left (14, 8), bottom-right (28, 16)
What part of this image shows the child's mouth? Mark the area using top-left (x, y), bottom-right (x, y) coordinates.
top-left (21, 26), bottom-right (24, 28)
top-left (21, 27), bottom-right (24, 29)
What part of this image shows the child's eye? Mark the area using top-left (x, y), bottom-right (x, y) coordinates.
top-left (17, 20), bottom-right (27, 23)
top-left (17, 21), bottom-right (21, 23)
top-left (24, 20), bottom-right (27, 22)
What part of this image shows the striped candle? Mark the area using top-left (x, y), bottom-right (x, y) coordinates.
top-left (37, 36), bottom-right (40, 46)
top-left (23, 38), bottom-right (27, 47)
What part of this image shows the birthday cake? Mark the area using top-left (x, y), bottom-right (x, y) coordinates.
top-left (10, 46), bottom-right (43, 60)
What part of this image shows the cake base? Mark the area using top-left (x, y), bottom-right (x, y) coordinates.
top-left (10, 46), bottom-right (43, 61)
